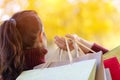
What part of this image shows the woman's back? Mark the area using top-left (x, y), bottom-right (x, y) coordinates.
top-left (0, 10), bottom-right (47, 80)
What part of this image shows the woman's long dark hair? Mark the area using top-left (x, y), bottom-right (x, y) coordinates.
top-left (0, 10), bottom-right (41, 80)
top-left (0, 19), bottom-right (24, 80)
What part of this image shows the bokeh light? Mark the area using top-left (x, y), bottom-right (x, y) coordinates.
top-left (1, 0), bottom-right (120, 50)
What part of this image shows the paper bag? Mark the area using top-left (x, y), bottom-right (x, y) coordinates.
top-left (104, 57), bottom-right (120, 80)
top-left (34, 51), bottom-right (105, 80)
top-left (17, 59), bottom-right (96, 80)
top-left (103, 45), bottom-right (120, 61)
top-left (35, 37), bottom-right (105, 80)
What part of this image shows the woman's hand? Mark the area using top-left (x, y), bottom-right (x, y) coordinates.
top-left (54, 36), bottom-right (74, 51)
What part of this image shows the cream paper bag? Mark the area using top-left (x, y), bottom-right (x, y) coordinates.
top-left (16, 59), bottom-right (96, 80)
top-left (103, 45), bottom-right (120, 61)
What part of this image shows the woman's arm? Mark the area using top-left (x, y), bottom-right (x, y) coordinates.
top-left (54, 34), bottom-right (108, 54)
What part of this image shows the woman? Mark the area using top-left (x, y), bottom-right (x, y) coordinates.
top-left (0, 10), bottom-right (108, 80)
top-left (0, 10), bottom-right (48, 80)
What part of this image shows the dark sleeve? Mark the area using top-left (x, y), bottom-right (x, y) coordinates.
top-left (91, 43), bottom-right (109, 54)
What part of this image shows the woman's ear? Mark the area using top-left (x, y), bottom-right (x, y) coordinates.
top-left (38, 32), bottom-right (47, 48)
top-left (39, 32), bottom-right (43, 43)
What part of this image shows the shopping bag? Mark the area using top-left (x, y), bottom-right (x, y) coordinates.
top-left (105, 68), bottom-right (112, 80)
top-left (35, 51), bottom-right (105, 80)
top-left (16, 59), bottom-right (96, 80)
top-left (103, 45), bottom-right (120, 61)
top-left (104, 57), bottom-right (120, 80)
top-left (34, 38), bottom-right (105, 80)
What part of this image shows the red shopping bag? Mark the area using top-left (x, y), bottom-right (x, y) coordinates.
top-left (104, 57), bottom-right (120, 80)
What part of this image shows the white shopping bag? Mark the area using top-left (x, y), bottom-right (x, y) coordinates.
top-left (16, 59), bottom-right (96, 80)
top-left (34, 38), bottom-right (105, 80)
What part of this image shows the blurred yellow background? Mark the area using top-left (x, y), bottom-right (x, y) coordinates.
top-left (1, 0), bottom-right (120, 50)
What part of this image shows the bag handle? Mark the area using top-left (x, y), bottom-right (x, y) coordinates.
top-left (72, 40), bottom-right (85, 57)
top-left (41, 38), bottom-right (74, 68)
top-left (74, 39), bottom-right (96, 53)
top-left (59, 37), bottom-right (96, 62)
top-left (65, 38), bottom-right (73, 63)
top-left (42, 36), bottom-right (96, 68)
top-left (59, 38), bottom-right (81, 62)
